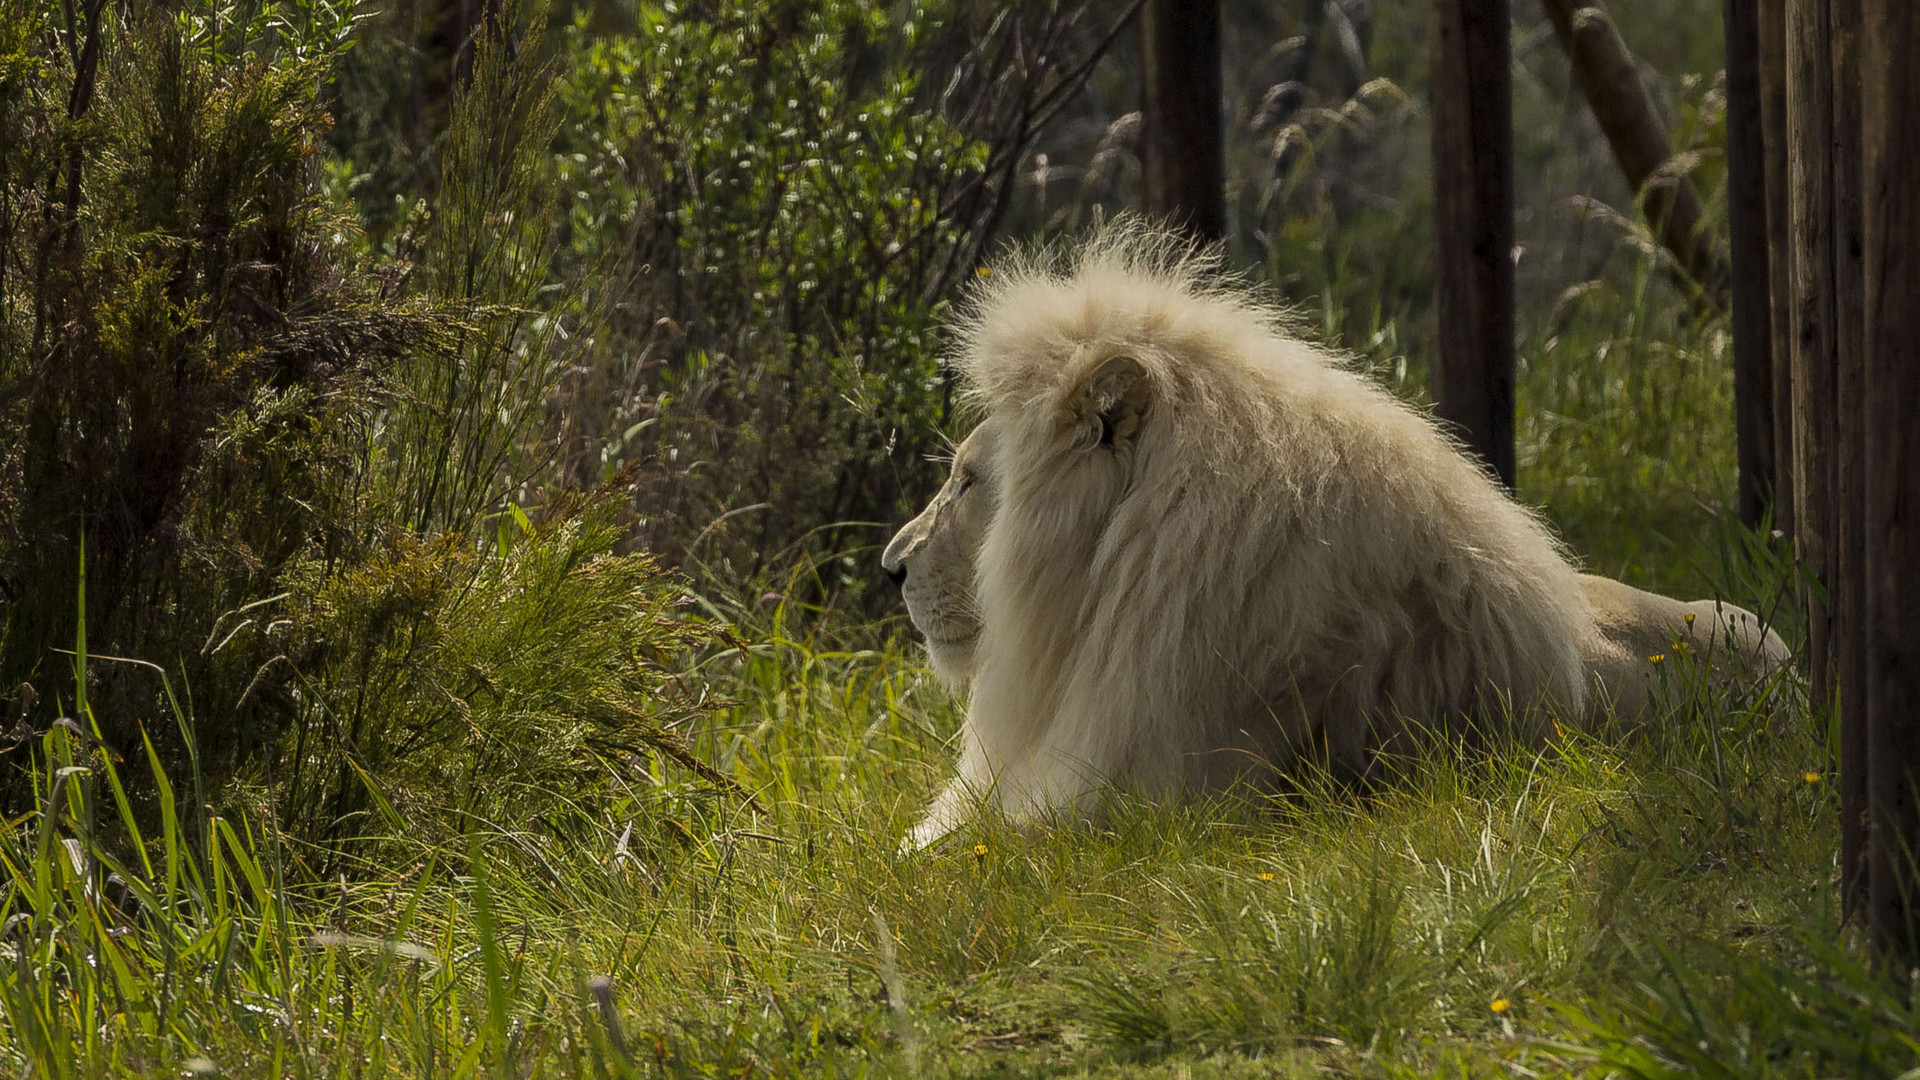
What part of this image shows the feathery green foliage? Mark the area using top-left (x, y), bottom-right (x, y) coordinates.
top-left (0, 1), bottom-right (467, 793)
top-left (260, 487), bottom-right (727, 858)
top-left (377, 0), bottom-right (573, 535)
top-left (0, 3), bottom-right (729, 866)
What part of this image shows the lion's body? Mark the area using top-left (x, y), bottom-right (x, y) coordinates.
top-left (884, 226), bottom-right (1788, 849)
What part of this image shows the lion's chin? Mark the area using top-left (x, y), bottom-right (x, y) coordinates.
top-left (925, 635), bottom-right (980, 682)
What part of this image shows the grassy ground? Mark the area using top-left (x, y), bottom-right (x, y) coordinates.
top-left (0, 597), bottom-right (1873, 1078)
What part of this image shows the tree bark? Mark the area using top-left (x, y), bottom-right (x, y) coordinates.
top-left (1140, 0), bottom-right (1226, 241)
top-left (1828, 0), bottom-right (1869, 918)
top-left (422, 0), bottom-right (492, 104)
top-left (1758, 0), bottom-right (1796, 543)
top-left (1430, 0), bottom-right (1515, 490)
top-left (1723, 0), bottom-right (1779, 531)
top-left (1861, 0), bottom-right (1920, 968)
top-left (1786, 0), bottom-right (1836, 706)
top-left (1540, 0), bottom-right (1730, 301)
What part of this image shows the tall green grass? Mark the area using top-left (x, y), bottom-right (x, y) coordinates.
top-left (3, 550), bottom-right (1909, 1077)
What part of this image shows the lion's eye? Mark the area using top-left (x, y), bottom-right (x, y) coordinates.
top-left (951, 472), bottom-right (973, 496)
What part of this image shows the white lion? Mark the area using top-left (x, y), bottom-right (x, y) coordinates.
top-left (883, 225), bottom-right (1788, 850)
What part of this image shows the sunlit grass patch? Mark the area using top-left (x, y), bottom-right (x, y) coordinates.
top-left (0, 583), bottom-right (1901, 1077)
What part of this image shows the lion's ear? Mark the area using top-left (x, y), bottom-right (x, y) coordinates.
top-left (1069, 355), bottom-right (1152, 452)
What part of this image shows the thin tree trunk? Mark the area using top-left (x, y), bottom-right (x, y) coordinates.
top-left (1786, 0), bottom-right (1836, 705)
top-left (422, 0), bottom-right (489, 107)
top-left (1540, 0), bottom-right (1730, 300)
top-left (1829, 0), bottom-right (1869, 918)
top-left (1141, 0), bottom-right (1226, 241)
top-left (1861, 0), bottom-right (1920, 968)
top-left (1430, 0), bottom-right (1515, 490)
top-left (1723, 0), bottom-right (1778, 531)
top-left (1758, 0), bottom-right (1796, 543)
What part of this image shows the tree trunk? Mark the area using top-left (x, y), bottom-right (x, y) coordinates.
top-left (1140, 0), bottom-right (1226, 241)
top-left (1430, 0), bottom-right (1515, 490)
top-left (1861, 0), bottom-right (1920, 968)
top-left (1758, 0), bottom-right (1796, 543)
top-left (1828, 0), bottom-right (1869, 919)
top-left (1786, 0), bottom-right (1836, 706)
top-left (1723, 0), bottom-right (1779, 532)
top-left (422, 0), bottom-right (491, 107)
top-left (1540, 0), bottom-right (1730, 300)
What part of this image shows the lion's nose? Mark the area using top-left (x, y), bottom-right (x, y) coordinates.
top-left (881, 532), bottom-right (914, 587)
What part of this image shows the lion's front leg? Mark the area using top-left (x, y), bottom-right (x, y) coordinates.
top-left (902, 777), bottom-right (976, 852)
top-left (901, 741), bottom-right (1100, 852)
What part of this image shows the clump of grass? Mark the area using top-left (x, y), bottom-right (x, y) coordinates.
top-left (1519, 261), bottom-right (1742, 597)
top-left (1549, 929), bottom-right (1920, 1080)
top-left (257, 484), bottom-right (733, 861)
top-left (0, 716), bottom-right (642, 1077)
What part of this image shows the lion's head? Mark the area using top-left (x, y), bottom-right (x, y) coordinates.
top-left (881, 424), bottom-right (997, 680)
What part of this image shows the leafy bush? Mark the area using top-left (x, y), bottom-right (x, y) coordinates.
top-left (545, 3), bottom-right (976, 583)
top-left (539, 2), bottom-right (1130, 593)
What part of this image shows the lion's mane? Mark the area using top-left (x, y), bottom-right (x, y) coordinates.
top-left (914, 225), bottom-right (1594, 842)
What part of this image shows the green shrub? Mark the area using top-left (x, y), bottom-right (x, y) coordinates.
top-left (322, 1), bottom-right (1131, 599)
top-left (546, 2), bottom-right (988, 584)
top-left (243, 486), bottom-right (724, 858)
top-left (0, 2), bottom-right (462, 788)
top-left (373, 0), bottom-right (576, 536)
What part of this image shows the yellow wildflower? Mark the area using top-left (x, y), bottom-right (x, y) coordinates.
top-left (974, 266), bottom-right (993, 278)
top-left (1490, 998), bottom-right (1510, 1013)
top-left (1258, 872), bottom-right (1276, 881)
top-left (1804, 771), bottom-right (1823, 785)
top-left (1685, 612), bottom-right (1696, 626)
top-left (1648, 654), bottom-right (1665, 664)
top-left (972, 843), bottom-right (989, 857)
